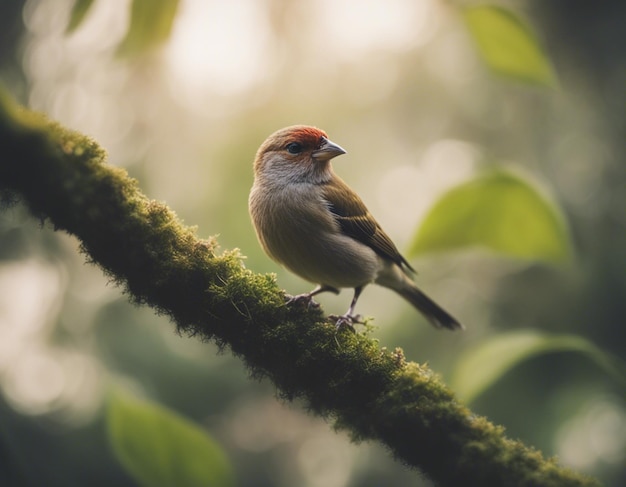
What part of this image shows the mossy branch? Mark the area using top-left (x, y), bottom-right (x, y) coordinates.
top-left (0, 92), bottom-right (598, 487)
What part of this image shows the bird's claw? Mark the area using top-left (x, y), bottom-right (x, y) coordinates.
top-left (285, 293), bottom-right (320, 309)
top-left (329, 314), bottom-right (363, 332)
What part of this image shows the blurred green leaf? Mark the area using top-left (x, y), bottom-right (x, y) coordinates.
top-left (451, 330), bottom-right (626, 403)
top-left (463, 5), bottom-right (557, 87)
top-left (106, 389), bottom-right (234, 487)
top-left (66, 0), bottom-right (95, 33)
top-left (409, 170), bottom-right (571, 262)
top-left (117, 0), bottom-right (180, 57)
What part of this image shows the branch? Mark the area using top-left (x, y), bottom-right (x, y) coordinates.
top-left (0, 91), bottom-right (598, 487)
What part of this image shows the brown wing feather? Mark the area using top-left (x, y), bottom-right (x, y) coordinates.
top-left (321, 177), bottom-right (415, 273)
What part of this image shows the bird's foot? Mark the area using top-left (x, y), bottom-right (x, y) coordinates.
top-left (285, 293), bottom-right (320, 309)
top-left (329, 313), bottom-right (364, 332)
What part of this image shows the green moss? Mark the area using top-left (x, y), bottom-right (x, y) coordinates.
top-left (0, 90), bottom-right (599, 487)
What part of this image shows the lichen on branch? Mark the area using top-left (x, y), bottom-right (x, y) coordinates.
top-left (0, 91), bottom-right (598, 487)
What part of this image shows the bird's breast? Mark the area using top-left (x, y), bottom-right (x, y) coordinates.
top-left (249, 182), bottom-right (380, 288)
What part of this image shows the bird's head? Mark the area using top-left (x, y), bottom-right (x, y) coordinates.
top-left (253, 125), bottom-right (346, 184)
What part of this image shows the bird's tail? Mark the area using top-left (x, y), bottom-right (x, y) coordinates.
top-left (397, 283), bottom-right (463, 331)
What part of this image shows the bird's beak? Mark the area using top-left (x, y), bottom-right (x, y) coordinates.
top-left (312, 137), bottom-right (347, 161)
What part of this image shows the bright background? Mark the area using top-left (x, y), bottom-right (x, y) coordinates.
top-left (0, 0), bottom-right (624, 486)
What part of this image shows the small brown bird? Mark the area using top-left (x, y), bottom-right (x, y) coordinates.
top-left (249, 125), bottom-right (462, 330)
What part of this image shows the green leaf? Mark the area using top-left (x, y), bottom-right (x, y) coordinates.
top-left (463, 5), bottom-right (557, 87)
top-left (117, 0), bottom-right (180, 57)
top-left (106, 389), bottom-right (234, 487)
top-left (409, 170), bottom-right (571, 262)
top-left (451, 330), bottom-right (626, 404)
top-left (66, 0), bottom-right (96, 34)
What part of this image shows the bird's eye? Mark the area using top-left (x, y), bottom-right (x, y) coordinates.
top-left (286, 142), bottom-right (303, 154)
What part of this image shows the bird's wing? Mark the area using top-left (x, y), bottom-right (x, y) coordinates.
top-left (321, 177), bottom-right (415, 273)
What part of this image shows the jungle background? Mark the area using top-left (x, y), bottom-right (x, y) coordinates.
top-left (0, 0), bottom-right (624, 486)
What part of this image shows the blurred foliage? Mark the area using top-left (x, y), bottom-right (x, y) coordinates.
top-left (451, 330), bottom-right (626, 404)
top-left (66, 0), bottom-right (95, 33)
top-left (107, 388), bottom-right (235, 487)
top-left (116, 0), bottom-right (180, 57)
top-left (410, 170), bottom-right (571, 262)
top-left (463, 5), bottom-right (557, 86)
top-left (67, 0), bottom-right (180, 56)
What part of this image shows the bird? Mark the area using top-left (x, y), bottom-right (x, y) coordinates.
top-left (248, 125), bottom-right (462, 331)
